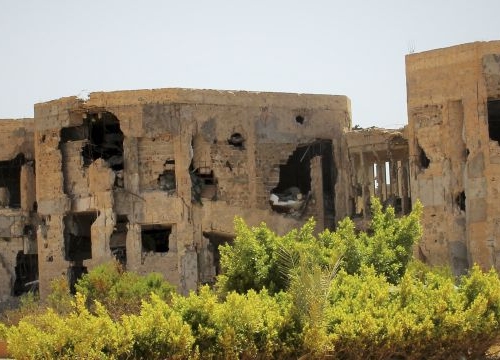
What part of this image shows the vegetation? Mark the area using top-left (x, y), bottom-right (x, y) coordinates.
top-left (2, 198), bottom-right (500, 359)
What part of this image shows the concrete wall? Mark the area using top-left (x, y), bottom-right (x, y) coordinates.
top-left (406, 41), bottom-right (500, 275)
top-left (33, 89), bottom-right (352, 296)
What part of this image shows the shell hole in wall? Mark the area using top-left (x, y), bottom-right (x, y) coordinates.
top-left (417, 143), bottom-right (430, 169)
top-left (455, 191), bottom-right (466, 212)
top-left (295, 115), bottom-right (305, 124)
top-left (270, 140), bottom-right (336, 227)
top-left (227, 133), bottom-right (244, 148)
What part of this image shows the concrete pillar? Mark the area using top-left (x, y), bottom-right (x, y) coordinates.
top-left (390, 160), bottom-right (398, 197)
top-left (401, 160), bottom-right (410, 214)
top-left (311, 156), bottom-right (325, 231)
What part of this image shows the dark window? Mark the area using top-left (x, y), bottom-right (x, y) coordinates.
top-left (110, 215), bottom-right (128, 265)
top-left (487, 99), bottom-right (500, 143)
top-left (0, 153), bottom-right (25, 208)
top-left (141, 225), bottom-right (171, 253)
top-left (63, 212), bottom-right (98, 261)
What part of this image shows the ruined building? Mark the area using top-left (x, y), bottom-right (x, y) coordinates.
top-left (0, 40), bottom-right (499, 299)
top-left (407, 40), bottom-right (500, 275)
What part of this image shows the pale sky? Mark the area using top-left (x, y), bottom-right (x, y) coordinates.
top-left (1, 0), bottom-right (499, 128)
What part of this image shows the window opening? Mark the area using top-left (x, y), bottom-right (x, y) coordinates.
top-left (63, 212), bottom-right (98, 262)
top-left (202, 231), bottom-right (234, 279)
top-left (110, 215), bottom-right (128, 266)
top-left (141, 225), bottom-right (171, 253)
top-left (487, 99), bottom-right (500, 144)
top-left (0, 153), bottom-right (25, 208)
top-left (13, 251), bottom-right (38, 296)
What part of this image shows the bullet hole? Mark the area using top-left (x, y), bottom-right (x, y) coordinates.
top-left (295, 115), bottom-right (305, 124)
top-left (225, 161), bottom-right (233, 171)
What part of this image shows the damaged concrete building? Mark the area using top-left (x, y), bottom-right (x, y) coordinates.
top-left (407, 40), bottom-right (500, 275)
top-left (32, 89), bottom-right (353, 297)
top-left (1, 40), bottom-right (500, 299)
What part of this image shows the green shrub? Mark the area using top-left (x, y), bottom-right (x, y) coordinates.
top-left (75, 261), bottom-right (175, 317)
top-left (122, 293), bottom-right (195, 359)
top-left (323, 263), bottom-right (500, 359)
top-left (174, 286), bottom-right (296, 358)
top-left (6, 293), bottom-right (127, 360)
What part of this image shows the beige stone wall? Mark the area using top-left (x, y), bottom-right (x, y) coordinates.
top-left (406, 41), bottom-right (500, 275)
top-left (0, 118), bottom-right (36, 300)
top-left (33, 89), bottom-right (352, 297)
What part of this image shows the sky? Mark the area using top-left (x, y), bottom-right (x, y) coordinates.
top-left (1, 1), bottom-right (499, 128)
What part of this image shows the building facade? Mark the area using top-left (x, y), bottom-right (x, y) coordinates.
top-left (407, 40), bottom-right (500, 275)
top-left (1, 40), bottom-right (500, 299)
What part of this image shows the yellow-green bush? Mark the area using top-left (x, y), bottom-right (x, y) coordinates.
top-left (5, 200), bottom-right (500, 359)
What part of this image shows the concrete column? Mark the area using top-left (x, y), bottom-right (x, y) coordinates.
top-left (389, 160), bottom-right (398, 197)
top-left (359, 151), bottom-right (369, 219)
top-left (377, 162), bottom-right (387, 201)
top-left (401, 160), bottom-right (410, 214)
top-left (311, 156), bottom-right (325, 231)
top-left (21, 163), bottom-right (36, 212)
